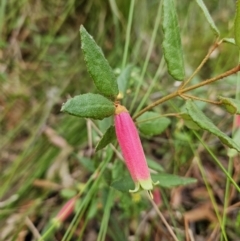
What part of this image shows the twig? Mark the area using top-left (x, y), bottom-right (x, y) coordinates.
top-left (133, 91), bottom-right (179, 120)
top-left (181, 39), bottom-right (221, 89)
top-left (148, 194), bottom-right (179, 241)
top-left (180, 94), bottom-right (221, 105)
top-left (133, 64), bottom-right (240, 120)
top-left (181, 65), bottom-right (240, 93)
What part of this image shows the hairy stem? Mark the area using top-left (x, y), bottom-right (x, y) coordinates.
top-left (133, 64), bottom-right (240, 120)
top-left (181, 94), bottom-right (221, 105)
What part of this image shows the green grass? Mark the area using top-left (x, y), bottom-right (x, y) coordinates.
top-left (1, 0), bottom-right (240, 240)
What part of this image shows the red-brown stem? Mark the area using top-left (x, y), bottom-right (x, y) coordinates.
top-left (180, 39), bottom-right (221, 89)
top-left (181, 65), bottom-right (240, 93)
top-left (133, 64), bottom-right (240, 120)
top-left (181, 94), bottom-right (221, 105)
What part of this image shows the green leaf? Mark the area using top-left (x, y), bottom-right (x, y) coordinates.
top-left (219, 96), bottom-right (240, 114)
top-left (60, 189), bottom-right (77, 199)
top-left (180, 106), bottom-right (200, 130)
top-left (147, 158), bottom-right (165, 172)
top-left (180, 113), bottom-right (201, 130)
top-left (235, 0), bottom-right (240, 47)
top-left (222, 38), bottom-right (236, 45)
top-left (61, 93), bottom-right (115, 120)
top-left (98, 116), bottom-right (113, 133)
top-left (228, 129), bottom-right (240, 157)
top-left (162, 0), bottom-right (185, 81)
top-left (137, 112), bottom-right (171, 136)
top-left (76, 156), bottom-right (95, 172)
top-left (95, 125), bottom-right (116, 152)
top-left (80, 25), bottom-right (119, 98)
top-left (195, 0), bottom-right (220, 37)
top-left (111, 175), bottom-right (134, 192)
top-left (186, 100), bottom-right (240, 152)
top-left (152, 173), bottom-right (197, 188)
top-left (117, 64), bottom-right (133, 98)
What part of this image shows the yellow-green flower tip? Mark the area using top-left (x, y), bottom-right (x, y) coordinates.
top-left (139, 178), bottom-right (154, 190)
top-left (129, 178), bottom-right (159, 194)
top-left (129, 182), bottom-right (140, 193)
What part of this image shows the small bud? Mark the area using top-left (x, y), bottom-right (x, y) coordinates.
top-left (52, 196), bottom-right (77, 226)
top-left (235, 115), bottom-right (240, 128)
top-left (152, 188), bottom-right (162, 206)
top-left (114, 104), bottom-right (158, 195)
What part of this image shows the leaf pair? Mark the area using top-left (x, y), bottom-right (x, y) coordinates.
top-left (62, 27), bottom-right (134, 121)
top-left (62, 26), bottom-right (119, 120)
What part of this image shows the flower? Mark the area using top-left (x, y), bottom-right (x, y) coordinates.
top-left (114, 104), bottom-right (157, 196)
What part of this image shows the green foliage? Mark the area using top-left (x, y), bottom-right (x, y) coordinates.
top-left (222, 38), bottom-right (236, 45)
top-left (234, 0), bottom-right (240, 47)
top-left (61, 93), bottom-right (115, 120)
top-left (219, 96), bottom-right (240, 114)
top-left (185, 100), bottom-right (240, 151)
top-left (137, 112), bottom-right (171, 136)
top-left (117, 64), bottom-right (133, 98)
top-left (60, 189), bottom-right (77, 199)
top-left (76, 156), bottom-right (95, 172)
top-left (147, 158), bottom-right (165, 172)
top-left (162, 0), bottom-right (185, 80)
top-left (80, 26), bottom-right (119, 99)
top-left (228, 128), bottom-right (240, 157)
top-left (111, 175), bottom-right (134, 192)
top-left (180, 112), bottom-right (201, 130)
top-left (95, 125), bottom-right (116, 151)
top-left (152, 173), bottom-right (197, 188)
top-left (195, 0), bottom-right (220, 37)
top-left (2, 1), bottom-right (240, 240)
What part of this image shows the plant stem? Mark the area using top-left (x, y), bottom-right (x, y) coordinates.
top-left (221, 156), bottom-right (233, 241)
top-left (38, 224), bottom-right (56, 241)
top-left (62, 151), bottom-right (113, 241)
top-left (134, 57), bottom-right (165, 115)
top-left (133, 64), bottom-right (240, 120)
top-left (135, 113), bottom-right (179, 125)
top-left (122, 0), bottom-right (135, 69)
top-left (181, 39), bottom-right (221, 89)
top-left (97, 189), bottom-right (114, 241)
top-left (133, 91), bottom-right (179, 120)
top-left (193, 131), bottom-right (240, 192)
top-left (181, 94), bottom-right (221, 105)
top-left (148, 194), bottom-right (179, 241)
top-left (130, 0), bottom-right (163, 112)
top-left (196, 156), bottom-right (228, 241)
top-left (181, 64), bottom-right (240, 93)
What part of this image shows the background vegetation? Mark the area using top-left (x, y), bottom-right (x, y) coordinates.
top-left (1, 0), bottom-right (239, 240)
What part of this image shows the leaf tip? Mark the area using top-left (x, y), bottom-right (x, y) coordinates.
top-left (79, 24), bottom-right (85, 32)
top-left (60, 103), bottom-right (66, 112)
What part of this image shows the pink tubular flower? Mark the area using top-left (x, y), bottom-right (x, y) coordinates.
top-left (114, 104), bottom-right (157, 194)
